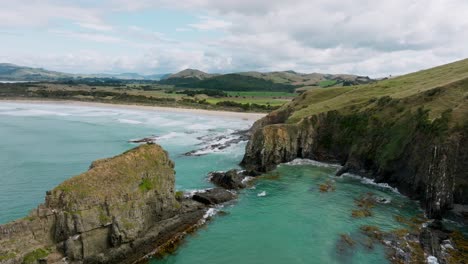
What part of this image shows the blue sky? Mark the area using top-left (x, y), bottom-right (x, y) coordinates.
top-left (1, 0), bottom-right (468, 77)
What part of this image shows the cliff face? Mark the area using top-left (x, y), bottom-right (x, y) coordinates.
top-left (0, 144), bottom-right (207, 264)
top-left (241, 75), bottom-right (468, 219)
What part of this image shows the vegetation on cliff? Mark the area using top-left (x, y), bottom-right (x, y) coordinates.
top-left (0, 144), bottom-right (217, 264)
top-left (242, 59), bottom-right (468, 219)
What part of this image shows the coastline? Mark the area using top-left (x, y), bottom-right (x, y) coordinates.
top-left (0, 98), bottom-right (266, 121)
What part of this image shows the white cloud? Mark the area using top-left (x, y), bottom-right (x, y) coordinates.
top-left (188, 16), bottom-right (232, 31)
top-left (1, 0), bottom-right (468, 76)
top-left (76, 22), bottom-right (113, 32)
top-left (50, 30), bottom-right (123, 43)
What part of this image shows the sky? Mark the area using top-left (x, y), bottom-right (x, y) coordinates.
top-left (1, 0), bottom-right (468, 77)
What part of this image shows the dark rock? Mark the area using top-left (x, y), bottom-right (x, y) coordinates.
top-left (184, 130), bottom-right (250, 156)
top-left (192, 188), bottom-right (237, 205)
top-left (209, 169), bottom-right (246, 190)
top-left (128, 137), bottom-right (155, 143)
top-left (241, 109), bottom-right (468, 219)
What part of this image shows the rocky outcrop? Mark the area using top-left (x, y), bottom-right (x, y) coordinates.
top-left (0, 144), bottom-right (232, 264)
top-left (209, 170), bottom-right (247, 190)
top-left (241, 107), bottom-right (468, 219)
top-left (192, 188), bottom-right (237, 205)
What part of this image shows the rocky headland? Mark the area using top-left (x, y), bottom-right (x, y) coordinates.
top-left (239, 59), bottom-right (468, 263)
top-left (0, 143), bottom-right (235, 264)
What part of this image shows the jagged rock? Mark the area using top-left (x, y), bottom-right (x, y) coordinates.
top-left (241, 106), bottom-right (468, 219)
top-left (192, 188), bottom-right (237, 205)
top-left (209, 170), bottom-right (246, 190)
top-left (0, 144), bottom-right (214, 264)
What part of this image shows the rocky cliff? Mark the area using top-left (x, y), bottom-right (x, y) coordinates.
top-left (241, 59), bottom-right (468, 219)
top-left (0, 144), bottom-right (227, 264)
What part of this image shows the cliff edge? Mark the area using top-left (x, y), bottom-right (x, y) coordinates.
top-left (241, 59), bottom-right (468, 219)
top-left (0, 144), bottom-right (213, 264)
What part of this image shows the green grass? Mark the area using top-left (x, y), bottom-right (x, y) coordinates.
top-left (205, 97), bottom-right (289, 106)
top-left (318, 80), bottom-right (338, 87)
top-left (23, 248), bottom-right (49, 264)
top-left (139, 178), bottom-right (154, 192)
top-left (285, 58), bottom-right (468, 123)
top-left (226, 91), bottom-right (296, 97)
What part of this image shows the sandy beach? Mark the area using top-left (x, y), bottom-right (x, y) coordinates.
top-left (0, 99), bottom-right (267, 121)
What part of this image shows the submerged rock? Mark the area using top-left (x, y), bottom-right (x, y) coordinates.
top-left (0, 143), bottom-right (227, 264)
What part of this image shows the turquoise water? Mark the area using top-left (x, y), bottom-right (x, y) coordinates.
top-left (0, 102), bottom-right (421, 264)
top-left (155, 164), bottom-right (421, 264)
top-left (0, 102), bottom-right (249, 223)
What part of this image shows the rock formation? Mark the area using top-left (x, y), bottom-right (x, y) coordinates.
top-left (0, 143), bottom-right (234, 264)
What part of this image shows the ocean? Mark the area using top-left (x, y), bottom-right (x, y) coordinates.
top-left (0, 102), bottom-right (423, 264)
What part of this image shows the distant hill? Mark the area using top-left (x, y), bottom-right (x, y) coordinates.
top-left (0, 63), bottom-right (374, 88)
top-left (175, 73), bottom-right (296, 92)
top-left (0, 63), bottom-right (72, 81)
top-left (239, 71), bottom-right (373, 87)
top-left (159, 69), bottom-right (218, 85)
top-left (164, 69), bottom-right (216, 80)
top-left (86, 72), bottom-right (170, 80)
top-left (0, 63), bottom-right (169, 81)
top-left (160, 68), bottom-right (374, 91)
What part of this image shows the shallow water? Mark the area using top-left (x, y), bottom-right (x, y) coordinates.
top-left (153, 164), bottom-right (422, 264)
top-left (0, 102), bottom-right (422, 264)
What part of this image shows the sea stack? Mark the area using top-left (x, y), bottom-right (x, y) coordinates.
top-left (0, 144), bottom-right (229, 264)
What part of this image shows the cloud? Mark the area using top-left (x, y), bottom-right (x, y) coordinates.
top-left (1, 0), bottom-right (468, 76)
top-left (0, 1), bottom-right (104, 28)
top-left (188, 16), bottom-right (232, 31)
top-left (76, 22), bottom-right (113, 32)
top-left (50, 30), bottom-right (123, 43)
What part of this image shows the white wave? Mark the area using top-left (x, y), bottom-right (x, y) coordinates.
top-left (203, 208), bottom-right (218, 219)
top-left (117, 118), bottom-right (143, 124)
top-left (283, 159), bottom-right (342, 169)
top-left (242, 176), bottom-right (255, 184)
top-left (187, 123), bottom-right (215, 130)
top-left (257, 191), bottom-right (266, 197)
top-left (183, 188), bottom-right (210, 198)
top-left (427, 256), bottom-right (439, 264)
top-left (0, 109), bottom-right (71, 117)
top-left (188, 148), bottom-right (220, 156)
top-left (198, 205), bottom-right (224, 225)
top-left (74, 110), bottom-right (120, 117)
top-left (341, 173), bottom-right (400, 194)
top-left (154, 132), bottom-right (184, 140)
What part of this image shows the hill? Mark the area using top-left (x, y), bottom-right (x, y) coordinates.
top-left (242, 58), bottom-right (468, 220)
top-left (0, 63), bottom-right (72, 81)
top-left (0, 63), bottom-right (169, 81)
top-left (174, 73), bottom-right (296, 92)
top-left (239, 71), bottom-right (373, 87)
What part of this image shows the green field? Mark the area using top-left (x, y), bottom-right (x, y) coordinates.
top-left (226, 91), bottom-right (296, 97)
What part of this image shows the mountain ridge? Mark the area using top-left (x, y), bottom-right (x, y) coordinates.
top-left (0, 63), bottom-right (374, 87)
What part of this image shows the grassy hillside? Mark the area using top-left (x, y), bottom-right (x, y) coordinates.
top-left (239, 71), bottom-right (373, 87)
top-left (284, 59), bottom-right (468, 123)
top-left (176, 74), bottom-right (296, 92)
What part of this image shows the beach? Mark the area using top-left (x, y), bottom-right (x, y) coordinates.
top-left (0, 99), bottom-right (266, 121)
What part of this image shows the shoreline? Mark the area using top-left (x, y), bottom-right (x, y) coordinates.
top-left (0, 98), bottom-right (266, 121)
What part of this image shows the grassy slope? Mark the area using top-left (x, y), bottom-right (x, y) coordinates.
top-left (285, 59), bottom-right (468, 123)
